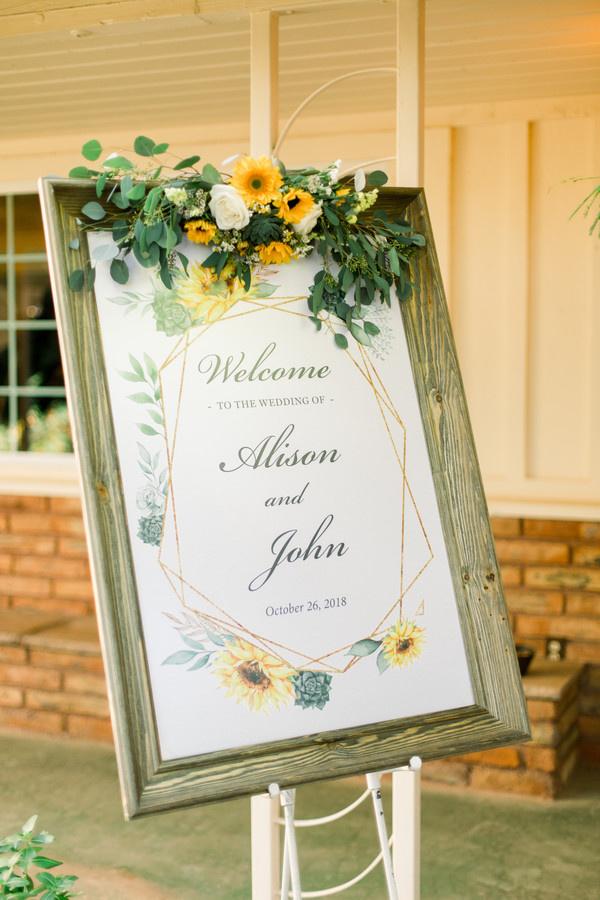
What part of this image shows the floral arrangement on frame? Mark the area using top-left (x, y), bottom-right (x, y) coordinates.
top-left (68, 136), bottom-right (427, 715)
top-left (68, 135), bottom-right (424, 349)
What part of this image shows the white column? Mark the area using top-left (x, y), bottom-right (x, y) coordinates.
top-left (251, 793), bottom-right (281, 900)
top-left (392, 765), bottom-right (421, 900)
top-left (395, 0), bottom-right (425, 187)
top-left (250, 11), bottom-right (279, 157)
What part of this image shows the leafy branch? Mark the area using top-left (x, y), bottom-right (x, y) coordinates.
top-left (119, 353), bottom-right (164, 438)
top-left (0, 815), bottom-right (78, 899)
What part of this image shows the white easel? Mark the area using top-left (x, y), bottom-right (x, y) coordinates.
top-left (251, 757), bottom-right (422, 899)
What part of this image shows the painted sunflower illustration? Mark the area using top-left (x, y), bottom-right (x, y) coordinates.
top-left (173, 261), bottom-right (255, 324)
top-left (213, 638), bottom-right (296, 712)
top-left (381, 620), bottom-right (425, 668)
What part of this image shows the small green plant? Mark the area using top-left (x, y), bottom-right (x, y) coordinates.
top-left (571, 177), bottom-right (600, 236)
top-left (0, 816), bottom-right (78, 899)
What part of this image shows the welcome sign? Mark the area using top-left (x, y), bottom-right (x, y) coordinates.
top-left (41, 181), bottom-right (529, 817)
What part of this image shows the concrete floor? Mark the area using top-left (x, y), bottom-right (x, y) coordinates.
top-left (0, 733), bottom-right (598, 899)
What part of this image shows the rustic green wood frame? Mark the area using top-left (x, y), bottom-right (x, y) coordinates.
top-left (38, 177), bottom-right (530, 819)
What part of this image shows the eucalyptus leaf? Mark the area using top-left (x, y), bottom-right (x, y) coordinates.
top-left (96, 172), bottom-right (108, 198)
top-left (127, 182), bottom-right (146, 201)
top-left (367, 169), bottom-right (388, 187)
top-left (174, 155), bottom-right (201, 170)
top-left (69, 165), bottom-right (96, 178)
top-left (153, 142), bottom-right (169, 155)
top-left (201, 163), bottom-right (221, 184)
top-left (82, 139), bottom-right (102, 161)
top-left (350, 322), bottom-right (372, 347)
top-left (334, 332), bottom-right (348, 349)
top-left (92, 242), bottom-right (119, 261)
top-left (103, 154), bottom-right (134, 170)
top-left (81, 201), bottom-right (105, 221)
top-left (110, 258), bottom-right (129, 284)
top-left (133, 134), bottom-right (155, 157)
top-left (68, 269), bottom-right (84, 291)
top-left (363, 320), bottom-right (380, 336)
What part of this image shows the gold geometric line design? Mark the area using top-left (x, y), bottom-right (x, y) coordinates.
top-left (156, 292), bottom-right (434, 674)
top-left (163, 295), bottom-right (308, 368)
top-left (160, 561), bottom-right (347, 674)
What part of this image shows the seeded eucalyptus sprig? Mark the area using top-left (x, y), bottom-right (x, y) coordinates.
top-left (67, 136), bottom-right (425, 349)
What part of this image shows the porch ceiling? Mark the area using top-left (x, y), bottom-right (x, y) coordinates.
top-left (0, 0), bottom-right (599, 138)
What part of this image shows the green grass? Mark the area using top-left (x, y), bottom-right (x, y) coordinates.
top-left (0, 733), bottom-right (598, 898)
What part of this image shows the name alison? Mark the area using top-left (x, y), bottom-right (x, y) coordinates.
top-left (220, 423), bottom-right (340, 472)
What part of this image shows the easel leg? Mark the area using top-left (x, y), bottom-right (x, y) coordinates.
top-left (367, 772), bottom-right (399, 900)
top-left (392, 757), bottom-right (422, 900)
top-left (270, 784), bottom-right (302, 900)
top-left (251, 793), bottom-right (280, 900)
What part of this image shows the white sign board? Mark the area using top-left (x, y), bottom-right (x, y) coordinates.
top-left (92, 237), bottom-right (473, 761)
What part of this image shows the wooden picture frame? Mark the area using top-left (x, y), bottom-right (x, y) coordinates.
top-left (39, 177), bottom-right (529, 819)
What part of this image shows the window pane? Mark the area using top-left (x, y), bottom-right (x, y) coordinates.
top-left (15, 261), bottom-right (53, 320)
top-left (0, 198), bottom-right (6, 255)
top-left (14, 195), bottom-right (46, 254)
top-left (0, 263), bottom-right (7, 320)
top-left (17, 397), bottom-right (72, 453)
top-left (16, 329), bottom-right (63, 388)
top-left (0, 329), bottom-right (8, 384)
top-left (0, 397), bottom-right (10, 451)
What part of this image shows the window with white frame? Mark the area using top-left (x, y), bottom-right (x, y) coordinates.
top-left (0, 194), bottom-right (71, 453)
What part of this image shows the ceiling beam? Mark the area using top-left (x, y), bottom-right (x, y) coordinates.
top-left (0, 0), bottom-right (357, 38)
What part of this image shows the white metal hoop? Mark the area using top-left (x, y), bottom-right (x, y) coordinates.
top-left (274, 67), bottom-right (398, 156)
top-left (293, 836), bottom-right (394, 898)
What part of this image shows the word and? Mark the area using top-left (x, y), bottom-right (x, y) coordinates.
top-left (265, 482), bottom-right (309, 507)
top-left (248, 513), bottom-right (349, 591)
top-left (219, 424), bottom-right (341, 473)
top-left (198, 341), bottom-right (331, 385)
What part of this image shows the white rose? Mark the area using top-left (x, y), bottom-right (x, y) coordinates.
top-left (292, 203), bottom-right (322, 238)
top-left (208, 184), bottom-right (250, 230)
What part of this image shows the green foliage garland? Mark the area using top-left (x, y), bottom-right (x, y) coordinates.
top-left (68, 136), bottom-right (425, 347)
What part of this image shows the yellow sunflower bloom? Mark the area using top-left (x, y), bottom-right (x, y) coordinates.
top-left (184, 219), bottom-right (217, 244)
top-left (381, 620), bottom-right (425, 668)
top-left (230, 155), bottom-right (283, 206)
top-left (257, 241), bottom-right (295, 265)
top-left (274, 188), bottom-right (314, 224)
top-left (335, 186), bottom-right (352, 206)
top-left (174, 261), bottom-right (245, 323)
top-left (213, 638), bottom-right (296, 712)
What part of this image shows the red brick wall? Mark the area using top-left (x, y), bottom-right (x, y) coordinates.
top-left (0, 496), bottom-right (93, 617)
top-left (493, 516), bottom-right (600, 763)
top-left (1, 495), bottom-right (599, 760)
top-left (0, 640), bottom-right (110, 742)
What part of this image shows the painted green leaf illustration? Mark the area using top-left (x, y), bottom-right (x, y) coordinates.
top-left (162, 650), bottom-right (196, 665)
top-left (377, 649), bottom-right (391, 674)
top-left (128, 392), bottom-right (154, 404)
top-left (347, 638), bottom-right (382, 657)
top-left (189, 654), bottom-right (211, 670)
top-left (181, 635), bottom-right (206, 651)
top-left (138, 424), bottom-right (160, 436)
